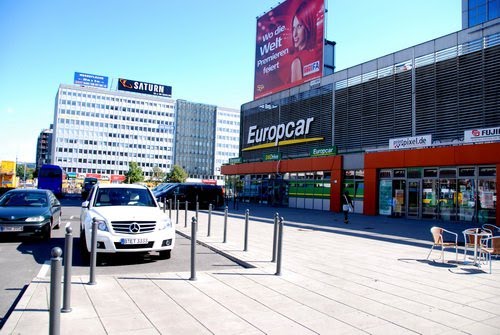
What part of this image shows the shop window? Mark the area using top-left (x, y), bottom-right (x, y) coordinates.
top-left (478, 179), bottom-right (496, 224)
top-left (424, 168), bottom-right (438, 178)
top-left (344, 170), bottom-right (364, 200)
top-left (459, 167), bottom-right (476, 177)
top-left (479, 167), bottom-right (496, 176)
top-left (407, 168), bottom-right (422, 179)
top-left (393, 169), bottom-right (406, 178)
top-left (379, 169), bottom-right (392, 178)
top-left (439, 168), bottom-right (457, 178)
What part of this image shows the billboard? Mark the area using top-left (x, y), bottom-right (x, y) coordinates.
top-left (117, 78), bottom-right (172, 97)
top-left (254, 0), bottom-right (325, 99)
top-left (74, 72), bottom-right (108, 88)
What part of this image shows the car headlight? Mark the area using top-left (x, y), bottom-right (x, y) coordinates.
top-left (92, 218), bottom-right (109, 232)
top-left (159, 218), bottom-right (172, 230)
top-left (25, 216), bottom-right (45, 222)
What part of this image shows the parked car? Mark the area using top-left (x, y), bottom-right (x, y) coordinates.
top-left (0, 189), bottom-right (62, 240)
top-left (79, 184), bottom-right (175, 260)
top-left (152, 183), bottom-right (176, 194)
top-left (153, 183), bottom-right (177, 199)
top-left (81, 177), bottom-right (98, 199)
top-left (155, 183), bottom-right (224, 209)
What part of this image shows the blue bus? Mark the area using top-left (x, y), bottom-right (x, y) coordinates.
top-left (38, 164), bottom-right (66, 197)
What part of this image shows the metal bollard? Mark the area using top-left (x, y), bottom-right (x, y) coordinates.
top-left (190, 217), bottom-right (197, 281)
top-left (49, 247), bottom-right (62, 335)
top-left (272, 212), bottom-right (279, 262)
top-left (62, 224), bottom-right (73, 313)
top-left (163, 197), bottom-right (166, 213)
top-left (207, 203), bottom-right (212, 237)
top-left (176, 200), bottom-right (179, 225)
top-left (223, 206), bottom-right (228, 243)
top-left (196, 202), bottom-right (199, 231)
top-left (168, 199), bottom-right (172, 219)
top-left (275, 216), bottom-right (284, 276)
top-left (88, 218), bottom-right (98, 285)
top-left (244, 209), bottom-right (249, 251)
top-left (184, 201), bottom-right (188, 228)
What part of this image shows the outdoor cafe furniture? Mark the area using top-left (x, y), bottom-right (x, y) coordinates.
top-left (482, 224), bottom-right (500, 236)
top-left (463, 228), bottom-right (491, 266)
top-left (427, 227), bottom-right (458, 263)
top-left (480, 236), bottom-right (500, 274)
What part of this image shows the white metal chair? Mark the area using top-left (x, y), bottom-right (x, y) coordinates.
top-left (427, 227), bottom-right (458, 263)
top-left (462, 228), bottom-right (483, 261)
top-left (482, 224), bottom-right (500, 236)
top-left (480, 236), bottom-right (500, 274)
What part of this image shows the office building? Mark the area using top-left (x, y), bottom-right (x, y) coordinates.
top-left (52, 84), bottom-right (176, 182)
top-left (35, 126), bottom-right (53, 171)
top-left (462, 0), bottom-right (500, 28)
top-left (222, 6), bottom-right (500, 225)
top-left (51, 81), bottom-right (240, 183)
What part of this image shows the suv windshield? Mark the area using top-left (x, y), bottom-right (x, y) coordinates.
top-left (94, 188), bottom-right (155, 207)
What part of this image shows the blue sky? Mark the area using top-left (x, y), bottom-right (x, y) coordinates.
top-left (0, 0), bottom-right (461, 163)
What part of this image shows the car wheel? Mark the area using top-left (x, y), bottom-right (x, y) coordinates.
top-left (159, 250), bottom-right (171, 259)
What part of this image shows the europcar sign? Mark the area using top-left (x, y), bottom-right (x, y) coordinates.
top-left (118, 78), bottom-right (172, 97)
top-left (243, 116), bottom-right (323, 151)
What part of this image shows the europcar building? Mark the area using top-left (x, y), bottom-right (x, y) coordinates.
top-left (222, 16), bottom-right (500, 225)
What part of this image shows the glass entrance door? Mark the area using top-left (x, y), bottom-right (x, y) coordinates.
top-left (407, 180), bottom-right (420, 218)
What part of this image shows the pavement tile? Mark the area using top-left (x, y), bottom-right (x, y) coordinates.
top-left (100, 312), bottom-right (155, 334)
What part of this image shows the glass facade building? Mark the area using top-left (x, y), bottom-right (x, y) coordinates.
top-left (463, 0), bottom-right (500, 28)
top-left (223, 15), bottom-right (500, 225)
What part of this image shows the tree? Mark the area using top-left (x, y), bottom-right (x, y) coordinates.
top-left (151, 166), bottom-right (166, 186)
top-left (16, 164), bottom-right (34, 181)
top-left (124, 161), bottom-right (144, 184)
top-left (165, 165), bottom-right (188, 183)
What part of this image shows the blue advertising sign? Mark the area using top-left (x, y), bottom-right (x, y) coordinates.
top-left (74, 72), bottom-right (108, 88)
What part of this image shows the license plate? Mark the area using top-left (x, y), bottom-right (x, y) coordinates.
top-left (120, 238), bottom-right (148, 245)
top-left (0, 225), bottom-right (23, 232)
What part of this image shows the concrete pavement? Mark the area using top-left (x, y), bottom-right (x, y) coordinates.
top-left (2, 204), bottom-right (499, 334)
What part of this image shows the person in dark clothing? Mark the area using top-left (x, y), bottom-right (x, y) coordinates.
top-left (342, 190), bottom-right (353, 224)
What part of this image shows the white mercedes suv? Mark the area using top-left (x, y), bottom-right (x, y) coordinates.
top-left (80, 183), bottom-right (174, 260)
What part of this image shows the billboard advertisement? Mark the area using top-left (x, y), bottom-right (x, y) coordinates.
top-left (74, 72), bottom-right (108, 88)
top-left (118, 78), bottom-right (172, 97)
top-left (254, 0), bottom-right (325, 100)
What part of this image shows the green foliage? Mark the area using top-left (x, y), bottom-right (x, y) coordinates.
top-left (124, 161), bottom-right (144, 184)
top-left (15, 164), bottom-right (34, 180)
top-left (165, 165), bottom-right (188, 183)
top-left (151, 166), bottom-right (166, 186)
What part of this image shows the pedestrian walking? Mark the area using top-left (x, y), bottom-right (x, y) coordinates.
top-left (342, 190), bottom-right (353, 224)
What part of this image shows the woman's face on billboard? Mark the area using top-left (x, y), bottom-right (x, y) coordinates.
top-left (292, 16), bottom-right (306, 50)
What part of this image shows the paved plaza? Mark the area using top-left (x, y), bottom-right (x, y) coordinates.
top-left (2, 204), bottom-right (499, 334)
